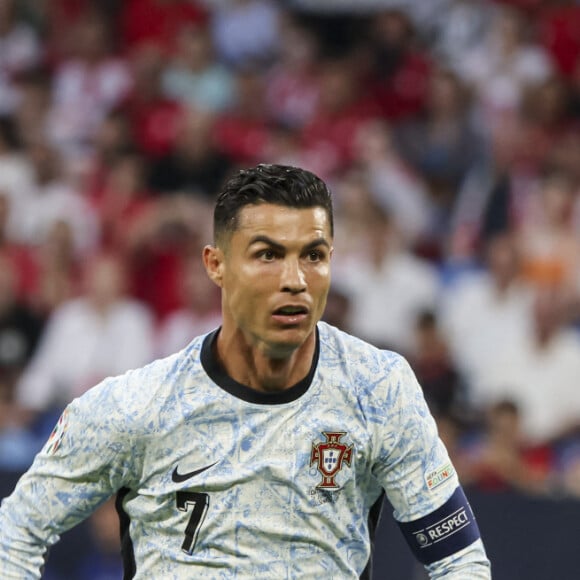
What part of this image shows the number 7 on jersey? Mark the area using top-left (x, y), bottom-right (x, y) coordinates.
top-left (176, 491), bottom-right (210, 554)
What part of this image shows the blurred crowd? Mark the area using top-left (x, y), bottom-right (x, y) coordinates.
top-left (2, 0), bottom-right (580, 511)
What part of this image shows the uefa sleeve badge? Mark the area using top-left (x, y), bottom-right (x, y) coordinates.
top-left (44, 408), bottom-right (70, 456)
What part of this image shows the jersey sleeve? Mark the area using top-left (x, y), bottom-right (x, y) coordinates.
top-left (425, 540), bottom-right (491, 579)
top-left (0, 376), bottom-right (137, 578)
top-left (371, 355), bottom-right (490, 577)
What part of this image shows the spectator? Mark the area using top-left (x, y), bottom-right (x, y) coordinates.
top-left (125, 195), bottom-right (213, 321)
top-left (11, 70), bottom-right (52, 150)
top-left (30, 219), bottom-right (83, 315)
top-left (39, 0), bottom-right (111, 66)
top-left (0, 382), bottom-right (40, 471)
top-left (300, 55), bottom-right (379, 180)
top-left (264, 18), bottom-right (320, 129)
top-left (535, 1), bottom-right (580, 79)
top-left (432, 0), bottom-right (491, 73)
top-left (163, 22), bottom-right (235, 113)
top-left (261, 122), bottom-right (314, 172)
top-left (352, 118), bottom-right (434, 247)
top-left (331, 169), bottom-right (387, 273)
top-left (47, 12), bottom-right (132, 162)
top-left (155, 258), bottom-right (221, 357)
top-left (447, 113), bottom-right (532, 260)
top-left (516, 168), bottom-right (580, 302)
top-left (119, 0), bottom-right (207, 54)
top-left (474, 288), bottom-right (580, 446)
top-left (121, 43), bottom-right (184, 160)
top-left (0, 255), bottom-right (44, 471)
top-left (212, 67), bottom-right (272, 165)
top-left (394, 66), bottom-right (484, 240)
top-left (336, 197), bottom-right (441, 354)
top-left (16, 253), bottom-right (155, 414)
top-left (320, 283), bottom-right (352, 332)
top-left (209, 0), bottom-right (282, 68)
top-left (365, 8), bottom-right (432, 121)
top-left (80, 109), bottom-right (135, 199)
top-left (148, 109), bottom-right (234, 198)
top-left (0, 194), bottom-right (37, 303)
top-left (409, 309), bottom-right (461, 418)
top-left (462, 399), bottom-right (553, 495)
top-left (13, 138), bottom-right (99, 257)
top-left (0, 254), bottom-right (44, 396)
top-left (457, 5), bottom-right (553, 135)
top-left (546, 127), bottom-right (580, 187)
top-left (0, 116), bottom-right (34, 243)
top-left (0, 0), bottom-right (42, 115)
top-left (90, 152), bottom-right (153, 253)
top-left (440, 231), bottom-right (535, 407)
top-left (516, 75), bottom-right (571, 172)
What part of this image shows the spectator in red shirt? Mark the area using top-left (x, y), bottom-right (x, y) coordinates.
top-left (90, 151), bottom-right (153, 254)
top-left (212, 67), bottom-right (272, 165)
top-left (463, 399), bottom-right (554, 495)
top-left (365, 9), bottom-right (432, 121)
top-left (536, 1), bottom-right (580, 79)
top-left (148, 109), bottom-right (234, 199)
top-left (119, 0), bottom-right (207, 55)
top-left (120, 43), bottom-right (184, 160)
top-left (300, 56), bottom-right (380, 181)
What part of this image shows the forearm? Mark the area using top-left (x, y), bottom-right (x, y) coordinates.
top-left (425, 539), bottom-right (491, 579)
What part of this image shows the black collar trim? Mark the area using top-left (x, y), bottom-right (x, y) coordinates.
top-left (200, 328), bottom-right (319, 405)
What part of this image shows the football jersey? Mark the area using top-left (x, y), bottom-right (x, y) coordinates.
top-left (0, 322), bottom-right (489, 578)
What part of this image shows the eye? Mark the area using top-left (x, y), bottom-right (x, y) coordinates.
top-left (307, 250), bottom-right (324, 262)
top-left (258, 249), bottom-right (277, 261)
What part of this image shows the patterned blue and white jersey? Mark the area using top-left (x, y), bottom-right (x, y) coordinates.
top-left (0, 322), bottom-right (490, 578)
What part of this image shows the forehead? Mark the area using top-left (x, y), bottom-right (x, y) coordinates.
top-left (235, 203), bottom-right (332, 240)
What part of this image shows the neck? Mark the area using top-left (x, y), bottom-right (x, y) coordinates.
top-left (214, 328), bottom-right (317, 393)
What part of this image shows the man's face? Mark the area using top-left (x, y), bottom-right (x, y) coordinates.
top-left (207, 203), bottom-right (333, 357)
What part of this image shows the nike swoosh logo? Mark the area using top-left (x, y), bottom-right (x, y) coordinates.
top-left (172, 461), bottom-right (218, 483)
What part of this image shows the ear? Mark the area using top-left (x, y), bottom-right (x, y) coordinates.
top-left (202, 245), bottom-right (225, 288)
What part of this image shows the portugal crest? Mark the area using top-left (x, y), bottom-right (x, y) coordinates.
top-left (311, 432), bottom-right (353, 489)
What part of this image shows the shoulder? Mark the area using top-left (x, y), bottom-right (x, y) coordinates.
top-left (318, 321), bottom-right (401, 363)
top-left (317, 321), bottom-right (413, 393)
top-left (318, 323), bottom-right (426, 431)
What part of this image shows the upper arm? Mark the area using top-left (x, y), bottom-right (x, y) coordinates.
top-left (372, 356), bottom-right (458, 521)
top-left (370, 356), bottom-right (489, 573)
top-left (0, 377), bottom-right (137, 576)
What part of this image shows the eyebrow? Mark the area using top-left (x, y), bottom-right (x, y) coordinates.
top-left (248, 235), bottom-right (331, 252)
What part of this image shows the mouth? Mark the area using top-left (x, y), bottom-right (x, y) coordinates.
top-left (271, 305), bottom-right (309, 325)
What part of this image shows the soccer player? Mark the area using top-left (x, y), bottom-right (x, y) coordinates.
top-left (0, 164), bottom-right (491, 578)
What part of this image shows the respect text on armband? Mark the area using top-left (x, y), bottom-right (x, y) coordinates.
top-left (398, 486), bottom-right (481, 565)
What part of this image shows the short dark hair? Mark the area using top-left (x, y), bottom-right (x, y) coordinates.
top-left (213, 164), bottom-right (334, 246)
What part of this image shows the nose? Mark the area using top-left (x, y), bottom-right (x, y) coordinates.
top-left (281, 257), bottom-right (306, 294)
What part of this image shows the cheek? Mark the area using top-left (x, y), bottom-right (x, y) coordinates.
top-left (237, 262), bottom-right (280, 290)
top-left (226, 264), bottom-right (275, 306)
top-left (310, 265), bottom-right (332, 294)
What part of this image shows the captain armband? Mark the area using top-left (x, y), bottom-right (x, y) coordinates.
top-left (397, 486), bottom-right (481, 565)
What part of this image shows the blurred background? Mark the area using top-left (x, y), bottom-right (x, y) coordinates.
top-left (0, 0), bottom-right (579, 578)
